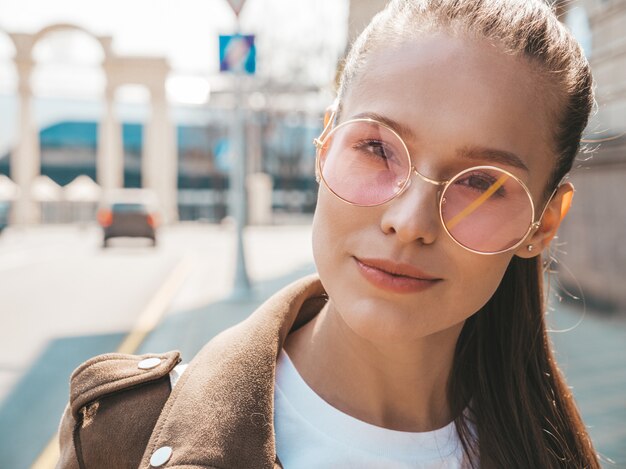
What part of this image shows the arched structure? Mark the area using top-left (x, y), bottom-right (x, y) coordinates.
top-left (0, 28), bottom-right (18, 180)
top-left (8, 24), bottom-right (177, 224)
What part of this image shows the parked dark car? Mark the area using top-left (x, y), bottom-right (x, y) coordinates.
top-left (97, 190), bottom-right (160, 247)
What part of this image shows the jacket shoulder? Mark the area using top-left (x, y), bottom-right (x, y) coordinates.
top-left (57, 351), bottom-right (181, 469)
top-left (69, 350), bottom-right (181, 417)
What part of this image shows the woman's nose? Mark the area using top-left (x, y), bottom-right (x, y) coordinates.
top-left (379, 175), bottom-right (441, 245)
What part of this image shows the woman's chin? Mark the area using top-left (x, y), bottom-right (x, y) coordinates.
top-left (337, 305), bottom-right (430, 344)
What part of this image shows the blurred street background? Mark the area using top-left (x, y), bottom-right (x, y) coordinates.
top-left (0, 0), bottom-right (624, 468)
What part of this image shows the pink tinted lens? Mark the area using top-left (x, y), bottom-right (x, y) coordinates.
top-left (318, 120), bottom-right (410, 205)
top-left (441, 167), bottom-right (533, 253)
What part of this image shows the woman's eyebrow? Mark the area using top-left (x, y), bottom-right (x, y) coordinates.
top-left (351, 112), bottom-right (417, 142)
top-left (457, 145), bottom-right (529, 172)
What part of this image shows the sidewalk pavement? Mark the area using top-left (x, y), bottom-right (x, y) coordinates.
top-left (548, 298), bottom-right (626, 467)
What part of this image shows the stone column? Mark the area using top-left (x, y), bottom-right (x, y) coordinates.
top-left (144, 86), bottom-right (177, 223)
top-left (11, 54), bottom-right (40, 224)
top-left (97, 84), bottom-right (124, 193)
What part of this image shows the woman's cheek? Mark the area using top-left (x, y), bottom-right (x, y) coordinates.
top-left (311, 188), bottom-right (357, 270)
top-left (455, 256), bottom-right (512, 312)
top-left (311, 196), bottom-right (340, 283)
top-left (311, 210), bottom-right (327, 273)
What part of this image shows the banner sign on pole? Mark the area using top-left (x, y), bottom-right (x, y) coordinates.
top-left (219, 34), bottom-right (256, 74)
top-left (226, 0), bottom-right (247, 17)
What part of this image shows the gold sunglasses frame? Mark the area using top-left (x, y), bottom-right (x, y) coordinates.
top-left (313, 112), bottom-right (559, 256)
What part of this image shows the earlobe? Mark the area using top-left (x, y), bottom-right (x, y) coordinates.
top-left (514, 182), bottom-right (574, 258)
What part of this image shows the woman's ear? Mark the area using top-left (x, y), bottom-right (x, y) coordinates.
top-left (515, 182), bottom-right (574, 258)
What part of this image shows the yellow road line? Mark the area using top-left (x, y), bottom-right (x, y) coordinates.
top-left (116, 256), bottom-right (193, 354)
top-left (31, 256), bottom-right (194, 469)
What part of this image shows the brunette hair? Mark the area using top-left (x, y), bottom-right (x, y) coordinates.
top-left (338, 1), bottom-right (598, 467)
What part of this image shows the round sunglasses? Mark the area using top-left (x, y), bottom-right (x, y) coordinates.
top-left (314, 114), bottom-right (558, 255)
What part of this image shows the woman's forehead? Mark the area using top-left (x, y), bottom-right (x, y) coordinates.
top-left (346, 34), bottom-right (543, 114)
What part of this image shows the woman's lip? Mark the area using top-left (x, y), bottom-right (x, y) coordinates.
top-left (355, 257), bottom-right (440, 280)
top-left (354, 257), bottom-right (442, 294)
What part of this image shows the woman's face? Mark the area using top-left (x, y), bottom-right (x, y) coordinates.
top-left (312, 33), bottom-right (558, 343)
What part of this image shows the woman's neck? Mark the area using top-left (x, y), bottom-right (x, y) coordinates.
top-left (283, 301), bottom-right (464, 432)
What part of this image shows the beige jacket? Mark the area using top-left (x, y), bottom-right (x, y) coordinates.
top-left (56, 274), bottom-right (327, 469)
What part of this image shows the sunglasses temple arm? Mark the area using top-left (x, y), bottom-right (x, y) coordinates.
top-left (532, 181), bottom-right (566, 231)
top-left (313, 101), bottom-right (340, 149)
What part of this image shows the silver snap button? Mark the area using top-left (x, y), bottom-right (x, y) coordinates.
top-left (150, 446), bottom-right (172, 467)
top-left (138, 357), bottom-right (162, 370)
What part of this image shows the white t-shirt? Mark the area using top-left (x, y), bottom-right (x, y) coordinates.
top-left (274, 350), bottom-right (467, 468)
top-left (170, 352), bottom-right (469, 468)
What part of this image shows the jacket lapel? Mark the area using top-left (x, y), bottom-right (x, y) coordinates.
top-left (139, 274), bottom-right (327, 469)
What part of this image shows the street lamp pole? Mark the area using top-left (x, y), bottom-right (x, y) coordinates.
top-left (230, 19), bottom-right (252, 299)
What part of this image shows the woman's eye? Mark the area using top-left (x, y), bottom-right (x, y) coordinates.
top-left (456, 173), bottom-right (506, 196)
top-left (467, 175), bottom-right (492, 191)
top-left (353, 140), bottom-right (391, 160)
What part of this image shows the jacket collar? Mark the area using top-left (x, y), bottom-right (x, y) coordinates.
top-left (140, 274), bottom-right (327, 469)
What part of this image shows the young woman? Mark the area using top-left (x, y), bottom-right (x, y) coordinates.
top-left (57, 0), bottom-right (599, 468)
